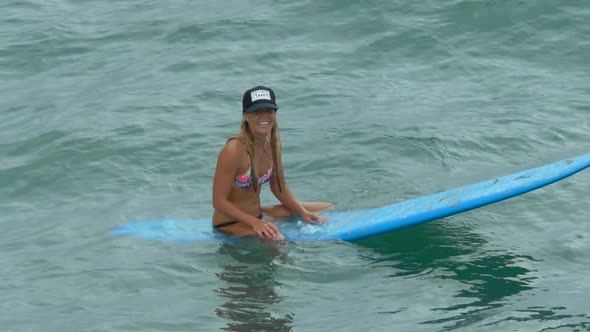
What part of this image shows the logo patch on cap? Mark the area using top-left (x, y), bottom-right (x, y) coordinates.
top-left (251, 90), bottom-right (271, 102)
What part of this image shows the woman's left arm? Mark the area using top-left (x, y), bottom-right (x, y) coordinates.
top-left (270, 166), bottom-right (326, 223)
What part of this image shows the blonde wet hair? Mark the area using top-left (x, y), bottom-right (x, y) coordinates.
top-left (233, 118), bottom-right (284, 192)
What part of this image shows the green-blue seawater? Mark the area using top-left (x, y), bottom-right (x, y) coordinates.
top-left (1, 1), bottom-right (589, 331)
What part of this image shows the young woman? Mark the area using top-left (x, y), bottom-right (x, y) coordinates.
top-left (212, 86), bottom-right (333, 240)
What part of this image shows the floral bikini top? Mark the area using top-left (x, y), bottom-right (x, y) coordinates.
top-left (233, 161), bottom-right (273, 189)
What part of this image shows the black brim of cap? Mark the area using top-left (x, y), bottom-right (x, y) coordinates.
top-left (244, 103), bottom-right (278, 113)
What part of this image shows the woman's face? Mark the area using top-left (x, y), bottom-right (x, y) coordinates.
top-left (244, 108), bottom-right (276, 136)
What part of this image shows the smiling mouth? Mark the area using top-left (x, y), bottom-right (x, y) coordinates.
top-left (258, 121), bottom-right (270, 126)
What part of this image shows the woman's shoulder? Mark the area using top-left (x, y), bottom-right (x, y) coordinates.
top-left (224, 137), bottom-right (246, 150)
top-left (219, 137), bottom-right (247, 161)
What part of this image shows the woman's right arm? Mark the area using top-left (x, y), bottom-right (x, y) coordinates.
top-left (212, 142), bottom-right (281, 238)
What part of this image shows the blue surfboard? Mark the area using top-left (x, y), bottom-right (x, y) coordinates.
top-left (110, 153), bottom-right (590, 242)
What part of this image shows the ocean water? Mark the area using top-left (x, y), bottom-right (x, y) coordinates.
top-left (1, 0), bottom-right (589, 331)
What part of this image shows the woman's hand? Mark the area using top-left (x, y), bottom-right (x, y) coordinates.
top-left (252, 219), bottom-right (284, 240)
top-left (302, 211), bottom-right (327, 224)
